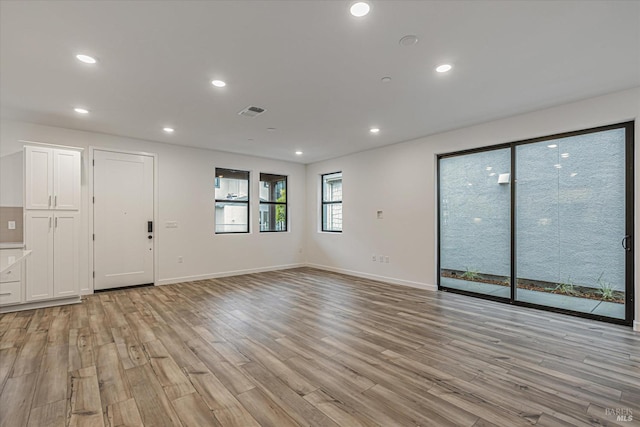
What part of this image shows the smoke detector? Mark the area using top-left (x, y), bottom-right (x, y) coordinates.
top-left (238, 106), bottom-right (266, 118)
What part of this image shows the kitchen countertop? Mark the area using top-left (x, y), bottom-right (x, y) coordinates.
top-left (0, 249), bottom-right (32, 274)
top-left (0, 243), bottom-right (25, 250)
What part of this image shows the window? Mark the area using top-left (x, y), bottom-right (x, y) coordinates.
top-left (259, 173), bottom-right (287, 232)
top-left (215, 168), bottom-right (249, 233)
top-left (321, 172), bottom-right (342, 232)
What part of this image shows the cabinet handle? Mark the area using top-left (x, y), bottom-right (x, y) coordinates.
top-left (54, 195), bottom-right (57, 207)
top-left (49, 195), bottom-right (52, 207)
top-left (49, 217), bottom-right (52, 228)
top-left (55, 217), bottom-right (58, 228)
top-left (0, 292), bottom-right (12, 296)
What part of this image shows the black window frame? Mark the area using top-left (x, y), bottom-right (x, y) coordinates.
top-left (259, 173), bottom-right (288, 233)
top-left (214, 167), bottom-right (250, 234)
top-left (321, 171), bottom-right (343, 233)
top-left (436, 121), bottom-right (634, 326)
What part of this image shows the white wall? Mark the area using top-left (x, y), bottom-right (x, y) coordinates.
top-left (0, 119), bottom-right (306, 292)
top-left (305, 87), bottom-right (640, 326)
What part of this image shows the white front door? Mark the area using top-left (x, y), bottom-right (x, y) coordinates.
top-left (93, 150), bottom-right (154, 290)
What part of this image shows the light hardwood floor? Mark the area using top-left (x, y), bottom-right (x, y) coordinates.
top-left (0, 267), bottom-right (638, 426)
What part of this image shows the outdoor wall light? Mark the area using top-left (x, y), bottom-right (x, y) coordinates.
top-left (498, 173), bottom-right (510, 184)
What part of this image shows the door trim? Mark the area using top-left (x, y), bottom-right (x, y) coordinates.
top-left (88, 147), bottom-right (158, 294)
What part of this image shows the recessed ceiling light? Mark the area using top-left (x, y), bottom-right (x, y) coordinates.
top-left (547, 144), bottom-right (558, 148)
top-left (381, 77), bottom-right (392, 83)
top-left (350, 2), bottom-right (370, 17)
top-left (76, 54), bottom-right (96, 64)
top-left (370, 128), bottom-right (380, 133)
top-left (561, 153), bottom-right (570, 158)
top-left (163, 127), bottom-right (174, 133)
top-left (295, 151), bottom-right (303, 155)
top-left (554, 164), bottom-right (562, 169)
top-left (436, 64), bottom-right (452, 73)
top-left (211, 80), bottom-right (226, 87)
top-left (399, 35), bottom-right (419, 46)
top-left (486, 166), bottom-right (492, 171)
top-left (74, 107), bottom-right (89, 114)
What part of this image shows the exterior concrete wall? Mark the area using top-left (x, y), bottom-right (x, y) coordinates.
top-left (440, 128), bottom-right (626, 290)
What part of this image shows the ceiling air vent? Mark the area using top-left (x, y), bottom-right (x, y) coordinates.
top-left (238, 105), bottom-right (266, 118)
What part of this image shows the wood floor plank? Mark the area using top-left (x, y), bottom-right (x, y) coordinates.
top-left (27, 400), bottom-right (67, 427)
top-left (236, 387), bottom-right (300, 427)
top-left (105, 397), bottom-right (144, 427)
top-left (69, 365), bottom-right (104, 427)
top-left (0, 371), bottom-right (38, 427)
top-left (172, 392), bottom-right (221, 427)
top-left (33, 344), bottom-right (68, 408)
top-left (0, 267), bottom-right (637, 427)
top-left (124, 364), bottom-right (183, 427)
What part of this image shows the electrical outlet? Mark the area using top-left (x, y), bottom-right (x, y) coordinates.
top-left (8, 221), bottom-right (16, 230)
top-left (385, 256), bottom-right (389, 263)
top-left (177, 256), bottom-right (183, 263)
top-left (378, 255), bottom-right (383, 263)
top-left (372, 254), bottom-right (377, 262)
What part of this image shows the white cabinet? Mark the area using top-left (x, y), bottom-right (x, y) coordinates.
top-left (25, 211), bottom-right (79, 301)
top-left (25, 146), bottom-right (81, 210)
top-left (0, 250), bottom-right (23, 306)
top-left (53, 212), bottom-right (79, 297)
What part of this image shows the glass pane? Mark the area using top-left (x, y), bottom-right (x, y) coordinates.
top-left (260, 173), bottom-right (287, 202)
top-left (439, 149), bottom-right (511, 298)
top-left (260, 204), bottom-right (287, 232)
top-left (215, 202), bottom-right (248, 233)
top-left (516, 129), bottom-right (626, 319)
top-left (323, 172), bottom-right (342, 202)
top-left (215, 168), bottom-right (249, 201)
top-left (323, 203), bottom-right (342, 232)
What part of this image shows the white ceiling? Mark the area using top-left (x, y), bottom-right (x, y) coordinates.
top-left (1, 1), bottom-right (639, 164)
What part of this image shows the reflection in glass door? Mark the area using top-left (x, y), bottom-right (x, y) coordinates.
top-left (438, 122), bottom-right (633, 325)
top-left (515, 128), bottom-right (628, 320)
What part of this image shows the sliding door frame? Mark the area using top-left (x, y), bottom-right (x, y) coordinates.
top-left (437, 121), bottom-right (634, 326)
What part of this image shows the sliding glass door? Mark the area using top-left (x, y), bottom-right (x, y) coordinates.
top-left (438, 122), bottom-right (634, 325)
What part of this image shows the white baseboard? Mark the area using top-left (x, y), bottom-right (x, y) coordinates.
top-left (305, 263), bottom-right (437, 292)
top-left (634, 320), bottom-right (639, 332)
top-left (0, 296), bottom-right (82, 314)
top-left (156, 263), bottom-right (306, 286)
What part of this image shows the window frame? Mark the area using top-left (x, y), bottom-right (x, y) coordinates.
top-left (321, 171), bottom-right (343, 233)
top-left (259, 173), bottom-right (288, 233)
top-left (214, 167), bottom-right (250, 234)
top-left (436, 121), bottom-right (634, 326)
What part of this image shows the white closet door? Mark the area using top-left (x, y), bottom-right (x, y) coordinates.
top-left (26, 211), bottom-right (54, 301)
top-left (53, 212), bottom-right (79, 297)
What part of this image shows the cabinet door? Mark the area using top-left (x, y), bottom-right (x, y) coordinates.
top-left (25, 212), bottom-right (54, 301)
top-left (25, 147), bottom-right (53, 210)
top-left (53, 212), bottom-right (79, 297)
top-left (53, 149), bottom-right (81, 210)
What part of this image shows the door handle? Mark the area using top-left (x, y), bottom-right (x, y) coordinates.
top-left (622, 235), bottom-right (632, 252)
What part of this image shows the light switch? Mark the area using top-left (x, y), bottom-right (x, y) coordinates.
top-left (377, 210), bottom-right (383, 219)
top-left (8, 221), bottom-right (16, 230)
